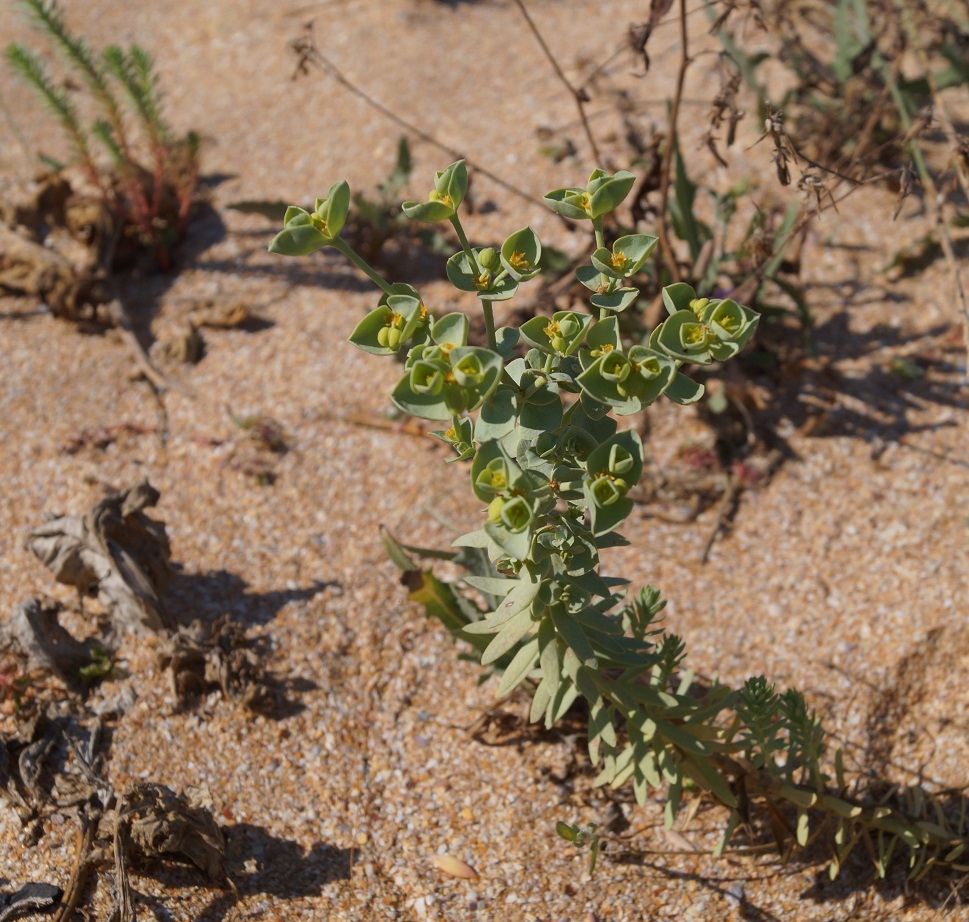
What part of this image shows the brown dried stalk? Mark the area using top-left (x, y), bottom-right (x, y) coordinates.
top-left (511, 0), bottom-right (602, 164)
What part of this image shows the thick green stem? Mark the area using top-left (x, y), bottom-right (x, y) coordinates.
top-left (450, 214), bottom-right (480, 276)
top-left (449, 214), bottom-right (496, 349)
top-left (332, 238), bottom-right (394, 294)
top-left (592, 216), bottom-right (605, 252)
top-left (480, 301), bottom-right (497, 350)
top-left (592, 216), bottom-right (611, 320)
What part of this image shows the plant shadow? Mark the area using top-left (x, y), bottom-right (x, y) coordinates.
top-left (166, 567), bottom-right (337, 629)
top-left (733, 288), bottom-right (967, 463)
top-left (131, 824), bottom-right (351, 922)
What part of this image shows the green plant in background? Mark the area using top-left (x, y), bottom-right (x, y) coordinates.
top-left (715, 0), bottom-right (969, 167)
top-left (712, 0), bottom-right (969, 320)
top-left (5, 0), bottom-right (200, 269)
top-left (270, 160), bottom-right (969, 881)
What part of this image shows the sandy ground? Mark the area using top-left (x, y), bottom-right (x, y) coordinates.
top-left (1, 1), bottom-right (969, 920)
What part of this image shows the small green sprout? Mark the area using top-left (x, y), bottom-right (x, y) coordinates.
top-left (555, 821), bottom-right (602, 875)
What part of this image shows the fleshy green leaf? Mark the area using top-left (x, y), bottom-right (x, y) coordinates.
top-left (544, 187), bottom-right (590, 220)
top-left (402, 199), bottom-right (455, 222)
top-left (590, 287), bottom-right (639, 313)
top-left (662, 282), bottom-right (698, 316)
top-left (267, 224), bottom-right (328, 256)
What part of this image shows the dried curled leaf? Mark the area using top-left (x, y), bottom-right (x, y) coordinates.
top-left (158, 616), bottom-right (272, 712)
top-left (152, 324), bottom-right (204, 365)
top-left (0, 222), bottom-right (109, 323)
top-left (26, 481), bottom-right (173, 634)
top-left (114, 782), bottom-right (226, 881)
top-left (0, 597), bottom-right (94, 688)
top-left (0, 716), bottom-right (56, 818)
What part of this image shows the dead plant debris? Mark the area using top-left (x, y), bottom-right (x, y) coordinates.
top-left (109, 782), bottom-right (227, 883)
top-left (26, 481), bottom-right (173, 634)
top-left (0, 716), bottom-right (56, 825)
top-left (0, 598), bottom-right (95, 692)
top-left (188, 298), bottom-right (252, 330)
top-left (159, 616), bottom-right (272, 712)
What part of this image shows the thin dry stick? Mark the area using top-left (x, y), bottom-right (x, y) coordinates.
top-left (699, 473), bottom-right (737, 565)
top-left (53, 816), bottom-right (98, 922)
top-left (511, 0), bottom-right (601, 164)
top-left (654, 0), bottom-right (691, 283)
top-left (292, 25), bottom-right (541, 209)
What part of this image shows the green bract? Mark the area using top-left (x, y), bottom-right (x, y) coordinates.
top-left (582, 429), bottom-right (643, 536)
top-left (544, 168), bottom-right (637, 221)
top-left (392, 343), bottom-right (502, 421)
top-left (519, 311), bottom-right (591, 356)
top-left (577, 344), bottom-right (675, 415)
top-left (430, 415), bottom-right (475, 462)
top-left (500, 227), bottom-right (543, 281)
top-left (268, 180), bottom-right (350, 255)
top-left (348, 284), bottom-right (427, 355)
top-left (446, 248), bottom-right (520, 302)
top-left (401, 159), bottom-right (468, 222)
top-left (591, 234), bottom-right (658, 280)
top-left (699, 298), bottom-right (760, 352)
top-left (590, 287), bottom-right (639, 313)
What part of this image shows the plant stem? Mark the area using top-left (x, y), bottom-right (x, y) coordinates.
top-left (481, 301), bottom-right (497, 350)
top-left (592, 217), bottom-right (605, 252)
top-left (448, 215), bottom-right (496, 347)
top-left (592, 216), bottom-right (611, 319)
top-left (332, 239), bottom-right (394, 294)
top-left (449, 214), bottom-right (480, 276)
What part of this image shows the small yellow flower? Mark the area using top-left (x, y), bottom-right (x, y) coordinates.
top-left (610, 252), bottom-right (630, 271)
top-left (509, 251), bottom-right (531, 271)
top-left (683, 324), bottom-right (710, 346)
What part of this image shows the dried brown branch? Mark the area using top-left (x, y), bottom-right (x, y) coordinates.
top-left (511, 0), bottom-right (602, 164)
top-left (289, 22), bottom-right (541, 209)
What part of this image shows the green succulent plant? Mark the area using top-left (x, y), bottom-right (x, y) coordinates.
top-left (270, 159), bottom-right (969, 883)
